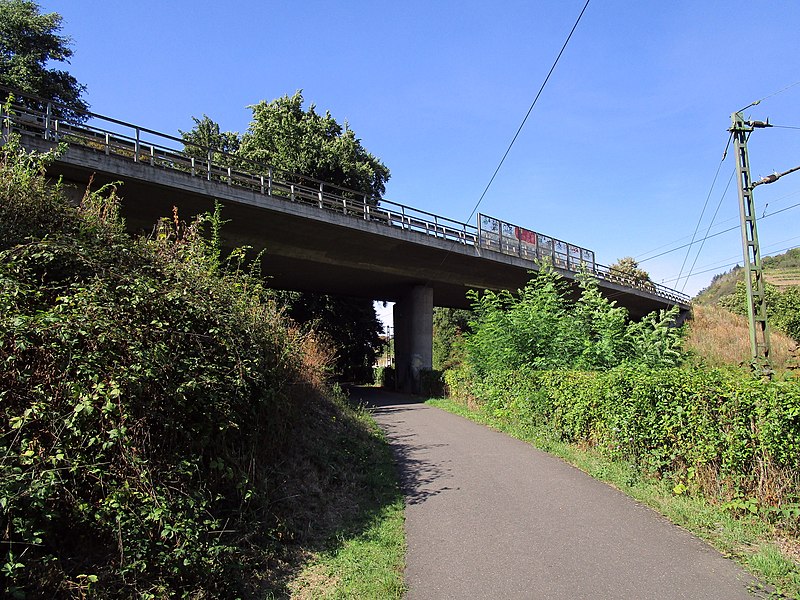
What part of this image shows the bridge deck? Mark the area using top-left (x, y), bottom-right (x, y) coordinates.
top-left (3, 96), bottom-right (689, 317)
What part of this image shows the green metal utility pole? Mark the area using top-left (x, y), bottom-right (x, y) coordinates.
top-left (729, 112), bottom-right (771, 366)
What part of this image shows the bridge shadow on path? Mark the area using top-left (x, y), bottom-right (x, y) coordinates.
top-left (347, 386), bottom-right (457, 506)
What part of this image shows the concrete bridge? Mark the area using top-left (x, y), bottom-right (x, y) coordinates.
top-left (2, 96), bottom-right (690, 391)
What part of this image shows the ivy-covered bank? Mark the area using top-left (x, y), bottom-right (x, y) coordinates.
top-left (446, 364), bottom-right (800, 527)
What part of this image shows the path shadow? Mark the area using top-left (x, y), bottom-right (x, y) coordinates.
top-left (348, 386), bottom-right (457, 505)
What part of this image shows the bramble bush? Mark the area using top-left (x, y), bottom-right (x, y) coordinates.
top-left (0, 134), bottom-right (387, 597)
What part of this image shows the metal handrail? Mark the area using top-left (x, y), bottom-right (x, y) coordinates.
top-left (0, 90), bottom-right (689, 305)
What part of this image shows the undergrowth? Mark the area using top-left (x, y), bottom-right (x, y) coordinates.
top-left (0, 134), bottom-right (402, 597)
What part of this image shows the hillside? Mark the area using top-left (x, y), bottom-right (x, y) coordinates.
top-left (695, 247), bottom-right (800, 305)
top-left (686, 247), bottom-right (799, 369)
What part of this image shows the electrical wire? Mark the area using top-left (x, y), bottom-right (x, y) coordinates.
top-left (680, 170), bottom-right (735, 291)
top-left (674, 235), bottom-right (800, 282)
top-left (674, 136), bottom-right (732, 290)
top-left (738, 80), bottom-right (800, 113)
top-left (639, 199), bottom-right (800, 264)
top-left (637, 187), bottom-right (800, 262)
top-left (661, 243), bottom-right (800, 285)
top-left (464, 0), bottom-right (591, 223)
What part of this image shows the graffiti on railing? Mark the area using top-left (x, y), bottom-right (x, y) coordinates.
top-left (478, 214), bottom-right (595, 272)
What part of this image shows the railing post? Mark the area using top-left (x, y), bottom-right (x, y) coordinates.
top-left (268, 167), bottom-right (272, 195)
top-left (260, 174), bottom-right (265, 194)
top-left (53, 119), bottom-right (59, 142)
top-left (134, 127), bottom-right (140, 162)
top-left (206, 148), bottom-right (212, 181)
top-left (45, 102), bottom-right (52, 140)
top-left (0, 104), bottom-right (8, 143)
top-left (499, 220), bottom-right (504, 253)
top-left (150, 145), bottom-right (155, 166)
top-left (291, 184), bottom-right (295, 202)
top-left (477, 213), bottom-right (482, 249)
top-left (227, 166), bottom-right (232, 185)
top-left (319, 183), bottom-right (324, 208)
top-left (191, 157), bottom-right (195, 176)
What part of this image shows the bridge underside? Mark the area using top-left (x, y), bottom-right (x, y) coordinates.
top-left (46, 146), bottom-right (678, 319)
top-left (27, 136), bottom-right (688, 393)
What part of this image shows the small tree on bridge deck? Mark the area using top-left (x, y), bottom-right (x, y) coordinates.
top-left (239, 91), bottom-right (390, 203)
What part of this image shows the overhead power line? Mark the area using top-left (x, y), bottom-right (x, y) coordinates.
top-left (680, 170), bottom-right (735, 291)
top-left (465, 0), bottom-right (591, 223)
top-left (674, 136), bottom-right (732, 290)
top-left (636, 187), bottom-right (800, 262)
top-left (671, 235), bottom-right (800, 284)
top-left (638, 199), bottom-right (800, 264)
top-left (661, 243), bottom-right (800, 285)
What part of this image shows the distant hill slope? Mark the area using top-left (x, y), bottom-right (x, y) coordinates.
top-left (694, 247), bottom-right (800, 305)
top-left (686, 248), bottom-right (799, 369)
top-left (684, 305), bottom-right (796, 368)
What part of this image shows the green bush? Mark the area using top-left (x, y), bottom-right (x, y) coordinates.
top-left (464, 265), bottom-right (684, 376)
top-left (419, 368), bottom-right (445, 398)
top-left (449, 363), bottom-right (800, 512)
top-left (374, 365), bottom-right (395, 389)
top-left (720, 280), bottom-right (800, 343)
top-left (0, 134), bottom-right (379, 597)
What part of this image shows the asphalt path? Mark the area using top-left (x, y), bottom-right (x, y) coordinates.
top-left (350, 387), bottom-right (765, 600)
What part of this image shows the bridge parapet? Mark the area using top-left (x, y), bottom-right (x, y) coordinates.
top-left (1, 89), bottom-right (689, 306)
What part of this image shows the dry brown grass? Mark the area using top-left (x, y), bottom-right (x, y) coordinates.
top-left (684, 304), bottom-right (798, 369)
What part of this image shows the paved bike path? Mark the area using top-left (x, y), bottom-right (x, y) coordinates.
top-left (352, 387), bottom-right (764, 599)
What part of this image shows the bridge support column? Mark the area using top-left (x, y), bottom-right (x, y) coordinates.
top-left (394, 285), bottom-right (433, 394)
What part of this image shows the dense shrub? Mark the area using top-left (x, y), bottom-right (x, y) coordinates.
top-left (464, 265), bottom-right (684, 375)
top-left (720, 280), bottom-right (800, 343)
top-left (374, 366), bottom-right (395, 389)
top-left (0, 135), bottom-right (380, 597)
top-left (448, 363), bottom-right (800, 513)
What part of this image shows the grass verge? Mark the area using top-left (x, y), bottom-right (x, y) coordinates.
top-left (286, 404), bottom-right (406, 599)
top-left (427, 397), bottom-right (800, 598)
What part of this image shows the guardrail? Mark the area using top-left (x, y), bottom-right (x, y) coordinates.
top-left (0, 90), bottom-right (689, 305)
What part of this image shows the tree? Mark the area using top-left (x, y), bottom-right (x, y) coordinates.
top-left (239, 91), bottom-right (390, 201)
top-left (609, 256), bottom-right (654, 289)
top-left (0, 0), bottom-right (88, 121)
top-left (179, 115), bottom-right (240, 165)
top-left (236, 92), bottom-right (390, 382)
top-left (433, 308), bottom-right (472, 370)
top-left (274, 291), bottom-right (383, 382)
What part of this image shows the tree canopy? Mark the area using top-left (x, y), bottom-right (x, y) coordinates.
top-left (239, 91), bottom-right (390, 201)
top-left (180, 93), bottom-right (390, 382)
top-left (179, 114), bottom-right (240, 165)
top-left (0, 0), bottom-right (87, 120)
top-left (609, 256), bottom-right (653, 288)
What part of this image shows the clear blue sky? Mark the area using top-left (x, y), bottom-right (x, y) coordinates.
top-left (43, 0), bottom-right (800, 299)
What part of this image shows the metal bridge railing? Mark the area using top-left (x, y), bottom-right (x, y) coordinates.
top-left (0, 90), bottom-right (689, 305)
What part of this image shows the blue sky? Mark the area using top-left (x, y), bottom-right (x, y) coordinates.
top-left (42, 0), bottom-right (800, 303)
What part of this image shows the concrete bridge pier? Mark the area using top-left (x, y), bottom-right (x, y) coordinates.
top-left (393, 285), bottom-right (433, 393)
